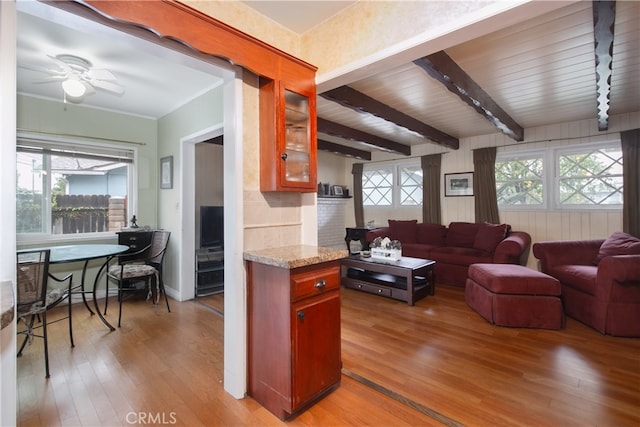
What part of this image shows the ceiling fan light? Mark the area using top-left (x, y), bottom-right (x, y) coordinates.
top-left (62, 78), bottom-right (86, 98)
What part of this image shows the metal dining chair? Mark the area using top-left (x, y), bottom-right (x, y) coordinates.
top-left (16, 249), bottom-right (73, 378)
top-left (107, 230), bottom-right (171, 327)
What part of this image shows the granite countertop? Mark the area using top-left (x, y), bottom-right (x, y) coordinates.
top-left (1, 281), bottom-right (14, 331)
top-left (243, 245), bottom-right (348, 269)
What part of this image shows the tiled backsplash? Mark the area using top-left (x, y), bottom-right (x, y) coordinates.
top-left (317, 198), bottom-right (348, 249)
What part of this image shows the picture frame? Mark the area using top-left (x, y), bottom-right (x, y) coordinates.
top-left (160, 156), bottom-right (173, 189)
top-left (333, 185), bottom-right (344, 196)
top-left (444, 172), bottom-right (474, 197)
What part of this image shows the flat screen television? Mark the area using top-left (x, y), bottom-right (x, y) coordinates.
top-left (200, 205), bottom-right (224, 249)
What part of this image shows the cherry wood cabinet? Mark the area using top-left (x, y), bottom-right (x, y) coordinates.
top-left (247, 259), bottom-right (341, 420)
top-left (260, 75), bottom-right (318, 192)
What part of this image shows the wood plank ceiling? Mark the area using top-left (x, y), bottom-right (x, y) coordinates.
top-left (317, 1), bottom-right (639, 159)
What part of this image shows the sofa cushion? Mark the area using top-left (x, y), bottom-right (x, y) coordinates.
top-left (401, 243), bottom-right (439, 259)
top-left (446, 222), bottom-right (480, 248)
top-left (430, 246), bottom-right (492, 266)
top-left (388, 219), bottom-right (418, 243)
top-left (549, 265), bottom-right (598, 296)
top-left (594, 231), bottom-right (640, 264)
top-left (473, 223), bottom-right (510, 254)
top-left (416, 223), bottom-right (447, 246)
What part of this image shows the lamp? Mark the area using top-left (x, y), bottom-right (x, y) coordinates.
top-left (61, 77), bottom-right (86, 99)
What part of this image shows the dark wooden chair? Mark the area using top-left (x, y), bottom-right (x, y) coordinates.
top-left (107, 230), bottom-right (171, 327)
top-left (16, 249), bottom-right (73, 378)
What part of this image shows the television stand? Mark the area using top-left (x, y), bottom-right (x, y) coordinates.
top-left (195, 248), bottom-right (224, 297)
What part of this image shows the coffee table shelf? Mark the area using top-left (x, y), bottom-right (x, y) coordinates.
top-left (340, 255), bottom-right (435, 305)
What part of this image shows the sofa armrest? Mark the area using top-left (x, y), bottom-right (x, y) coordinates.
top-left (493, 231), bottom-right (531, 265)
top-left (599, 255), bottom-right (640, 283)
top-left (366, 227), bottom-right (389, 243)
top-left (533, 239), bottom-right (604, 272)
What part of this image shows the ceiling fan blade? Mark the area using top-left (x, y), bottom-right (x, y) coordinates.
top-left (19, 64), bottom-right (67, 76)
top-left (87, 68), bottom-right (118, 82)
top-left (32, 76), bottom-right (67, 84)
top-left (90, 79), bottom-right (125, 95)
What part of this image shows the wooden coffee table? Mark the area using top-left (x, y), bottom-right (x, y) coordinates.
top-left (341, 255), bottom-right (435, 305)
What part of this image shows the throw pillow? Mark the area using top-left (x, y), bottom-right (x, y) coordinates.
top-left (388, 219), bottom-right (418, 244)
top-left (446, 222), bottom-right (479, 248)
top-left (416, 223), bottom-right (447, 246)
top-left (594, 231), bottom-right (640, 263)
top-left (473, 223), bottom-right (509, 253)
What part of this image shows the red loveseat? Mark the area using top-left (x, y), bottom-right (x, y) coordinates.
top-left (533, 232), bottom-right (640, 337)
top-left (366, 220), bottom-right (531, 287)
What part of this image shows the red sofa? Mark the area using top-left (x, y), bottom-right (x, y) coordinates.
top-left (533, 232), bottom-right (640, 337)
top-left (366, 220), bottom-right (531, 287)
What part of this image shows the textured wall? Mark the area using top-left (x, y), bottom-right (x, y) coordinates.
top-left (317, 198), bottom-right (349, 249)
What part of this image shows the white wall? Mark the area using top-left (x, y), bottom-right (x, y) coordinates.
top-left (321, 111), bottom-right (639, 268)
top-left (157, 85), bottom-right (225, 295)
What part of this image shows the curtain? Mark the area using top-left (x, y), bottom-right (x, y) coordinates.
top-left (473, 147), bottom-right (500, 224)
top-left (352, 163), bottom-right (364, 227)
top-left (621, 129), bottom-right (639, 237)
top-left (421, 154), bottom-right (442, 224)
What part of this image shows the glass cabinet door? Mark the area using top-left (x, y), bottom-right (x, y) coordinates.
top-left (283, 89), bottom-right (310, 183)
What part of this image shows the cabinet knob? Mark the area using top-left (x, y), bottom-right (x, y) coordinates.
top-left (280, 153), bottom-right (288, 160)
top-left (315, 280), bottom-right (326, 290)
top-left (297, 311), bottom-right (305, 320)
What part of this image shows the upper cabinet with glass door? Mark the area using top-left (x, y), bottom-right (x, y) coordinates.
top-left (260, 74), bottom-right (317, 192)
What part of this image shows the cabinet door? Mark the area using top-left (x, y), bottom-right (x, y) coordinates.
top-left (282, 89), bottom-right (311, 185)
top-left (260, 77), bottom-right (317, 192)
top-left (291, 291), bottom-right (341, 409)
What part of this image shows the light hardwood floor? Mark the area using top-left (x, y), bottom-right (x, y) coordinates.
top-left (17, 285), bottom-right (640, 426)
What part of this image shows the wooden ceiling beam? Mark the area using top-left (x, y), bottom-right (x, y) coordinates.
top-left (318, 140), bottom-right (372, 160)
top-left (317, 118), bottom-right (411, 156)
top-left (414, 51), bottom-right (524, 142)
top-left (320, 86), bottom-right (459, 150)
top-left (592, 0), bottom-right (616, 131)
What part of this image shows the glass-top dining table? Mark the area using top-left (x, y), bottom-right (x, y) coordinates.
top-left (20, 244), bottom-right (129, 331)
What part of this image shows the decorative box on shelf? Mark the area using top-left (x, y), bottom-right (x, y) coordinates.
top-left (371, 248), bottom-right (402, 262)
top-left (370, 237), bottom-right (402, 262)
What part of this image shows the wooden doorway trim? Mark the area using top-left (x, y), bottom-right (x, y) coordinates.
top-left (48, 0), bottom-right (316, 81)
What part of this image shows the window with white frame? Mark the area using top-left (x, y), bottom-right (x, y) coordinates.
top-left (556, 144), bottom-right (623, 208)
top-left (362, 162), bottom-right (422, 207)
top-left (16, 135), bottom-right (135, 239)
top-left (363, 166), bottom-right (393, 206)
top-left (496, 141), bottom-right (623, 210)
top-left (496, 153), bottom-right (545, 207)
top-left (399, 164), bottom-right (423, 206)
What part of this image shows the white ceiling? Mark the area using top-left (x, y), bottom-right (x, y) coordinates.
top-left (243, 1), bottom-right (356, 33)
top-left (317, 0), bottom-right (639, 153)
top-left (17, 1), bottom-right (225, 119)
top-left (16, 1), bottom-right (640, 154)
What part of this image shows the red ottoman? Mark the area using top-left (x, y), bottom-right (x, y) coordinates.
top-left (465, 263), bottom-right (564, 329)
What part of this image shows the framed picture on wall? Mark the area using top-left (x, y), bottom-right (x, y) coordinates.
top-left (160, 156), bottom-right (173, 189)
top-left (444, 172), bottom-right (473, 197)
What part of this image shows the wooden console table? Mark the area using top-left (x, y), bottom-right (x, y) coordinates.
top-left (341, 255), bottom-right (435, 306)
